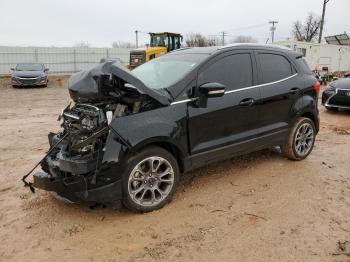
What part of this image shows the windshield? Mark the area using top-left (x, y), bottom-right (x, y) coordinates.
top-left (150, 35), bottom-right (168, 47)
top-left (131, 54), bottom-right (208, 90)
top-left (16, 63), bottom-right (43, 71)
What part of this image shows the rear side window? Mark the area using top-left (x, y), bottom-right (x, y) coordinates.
top-left (295, 57), bottom-right (313, 75)
top-left (259, 53), bottom-right (293, 83)
top-left (198, 53), bottom-right (253, 91)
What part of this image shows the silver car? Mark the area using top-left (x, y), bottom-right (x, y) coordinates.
top-left (11, 63), bottom-right (49, 87)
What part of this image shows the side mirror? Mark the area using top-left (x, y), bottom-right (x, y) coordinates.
top-left (10, 68), bottom-right (15, 71)
top-left (197, 82), bottom-right (226, 108)
top-left (44, 68), bottom-right (49, 72)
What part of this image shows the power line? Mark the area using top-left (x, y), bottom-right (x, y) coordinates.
top-left (224, 23), bottom-right (269, 33)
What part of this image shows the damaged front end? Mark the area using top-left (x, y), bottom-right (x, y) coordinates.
top-left (24, 61), bottom-right (170, 206)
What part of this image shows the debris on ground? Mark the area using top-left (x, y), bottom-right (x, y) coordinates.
top-left (333, 241), bottom-right (350, 257)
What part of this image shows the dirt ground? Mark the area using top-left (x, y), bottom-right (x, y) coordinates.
top-left (0, 76), bottom-right (349, 262)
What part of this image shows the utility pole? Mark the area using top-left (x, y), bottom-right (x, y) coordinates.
top-left (269, 21), bottom-right (278, 43)
top-left (220, 32), bottom-right (227, 46)
top-left (318, 0), bottom-right (330, 43)
top-left (135, 30), bottom-right (139, 48)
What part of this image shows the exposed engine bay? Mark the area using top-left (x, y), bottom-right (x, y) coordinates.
top-left (43, 72), bottom-right (162, 176)
top-left (23, 61), bottom-right (169, 204)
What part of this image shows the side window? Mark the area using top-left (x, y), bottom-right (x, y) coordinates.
top-left (295, 57), bottom-right (313, 75)
top-left (259, 53), bottom-right (293, 83)
top-left (198, 53), bottom-right (253, 91)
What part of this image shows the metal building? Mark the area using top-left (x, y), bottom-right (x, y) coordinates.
top-left (276, 38), bottom-right (350, 72)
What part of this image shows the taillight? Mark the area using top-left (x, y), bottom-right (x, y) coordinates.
top-left (314, 81), bottom-right (320, 94)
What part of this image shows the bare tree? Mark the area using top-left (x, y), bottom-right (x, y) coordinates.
top-left (74, 41), bottom-right (90, 48)
top-left (112, 41), bottom-right (136, 48)
top-left (207, 36), bottom-right (220, 46)
top-left (231, 35), bottom-right (258, 43)
top-left (185, 33), bottom-right (210, 47)
top-left (292, 13), bottom-right (321, 42)
top-left (206, 38), bottom-right (217, 46)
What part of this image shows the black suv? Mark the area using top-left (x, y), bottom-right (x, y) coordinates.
top-left (28, 44), bottom-right (320, 212)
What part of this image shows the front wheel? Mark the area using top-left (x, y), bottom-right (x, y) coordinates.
top-left (281, 117), bottom-right (316, 161)
top-left (121, 146), bottom-right (179, 212)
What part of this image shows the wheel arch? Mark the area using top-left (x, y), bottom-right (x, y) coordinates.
top-left (299, 111), bottom-right (319, 133)
top-left (291, 95), bottom-right (319, 133)
top-left (132, 139), bottom-right (186, 174)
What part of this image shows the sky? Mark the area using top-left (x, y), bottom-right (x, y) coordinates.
top-left (0, 0), bottom-right (349, 47)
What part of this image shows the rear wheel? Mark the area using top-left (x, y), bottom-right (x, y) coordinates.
top-left (121, 146), bottom-right (179, 212)
top-left (281, 117), bottom-right (316, 161)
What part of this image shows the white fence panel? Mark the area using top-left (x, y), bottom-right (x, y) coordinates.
top-left (0, 46), bottom-right (132, 75)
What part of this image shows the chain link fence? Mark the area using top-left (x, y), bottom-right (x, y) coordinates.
top-left (0, 46), bottom-right (132, 75)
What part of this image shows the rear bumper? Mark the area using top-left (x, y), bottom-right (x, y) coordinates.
top-left (33, 171), bottom-right (123, 204)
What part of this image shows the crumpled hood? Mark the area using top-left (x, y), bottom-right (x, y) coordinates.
top-left (12, 70), bottom-right (44, 78)
top-left (68, 61), bottom-right (170, 105)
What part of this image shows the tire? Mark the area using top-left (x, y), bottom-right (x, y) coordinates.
top-left (121, 146), bottom-right (179, 213)
top-left (325, 106), bottom-right (338, 111)
top-left (281, 117), bottom-right (316, 161)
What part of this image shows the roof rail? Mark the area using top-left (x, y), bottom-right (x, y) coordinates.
top-left (219, 43), bottom-right (292, 50)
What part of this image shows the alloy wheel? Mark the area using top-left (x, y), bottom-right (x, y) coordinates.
top-left (294, 122), bottom-right (314, 156)
top-left (128, 156), bottom-right (175, 207)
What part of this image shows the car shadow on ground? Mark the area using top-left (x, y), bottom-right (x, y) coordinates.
top-left (12, 85), bottom-right (48, 89)
top-left (28, 147), bottom-right (283, 217)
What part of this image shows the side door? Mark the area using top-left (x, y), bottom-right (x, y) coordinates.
top-left (187, 51), bottom-right (260, 164)
top-left (255, 51), bottom-right (303, 137)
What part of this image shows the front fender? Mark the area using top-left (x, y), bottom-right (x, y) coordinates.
top-left (106, 105), bottom-right (188, 162)
top-left (102, 130), bottom-right (128, 164)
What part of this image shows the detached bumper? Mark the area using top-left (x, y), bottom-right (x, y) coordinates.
top-left (32, 171), bottom-right (123, 204)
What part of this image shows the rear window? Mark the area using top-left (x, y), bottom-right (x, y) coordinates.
top-left (259, 53), bottom-right (293, 83)
top-left (295, 57), bottom-right (313, 75)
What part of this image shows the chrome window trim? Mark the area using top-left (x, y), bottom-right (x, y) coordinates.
top-left (170, 73), bottom-right (298, 105)
top-left (170, 99), bottom-right (193, 105)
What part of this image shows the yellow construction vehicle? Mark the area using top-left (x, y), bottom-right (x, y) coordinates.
top-left (129, 32), bottom-right (183, 69)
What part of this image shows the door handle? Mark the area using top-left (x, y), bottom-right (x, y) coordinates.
top-left (289, 87), bottom-right (300, 95)
top-left (239, 98), bottom-right (255, 106)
